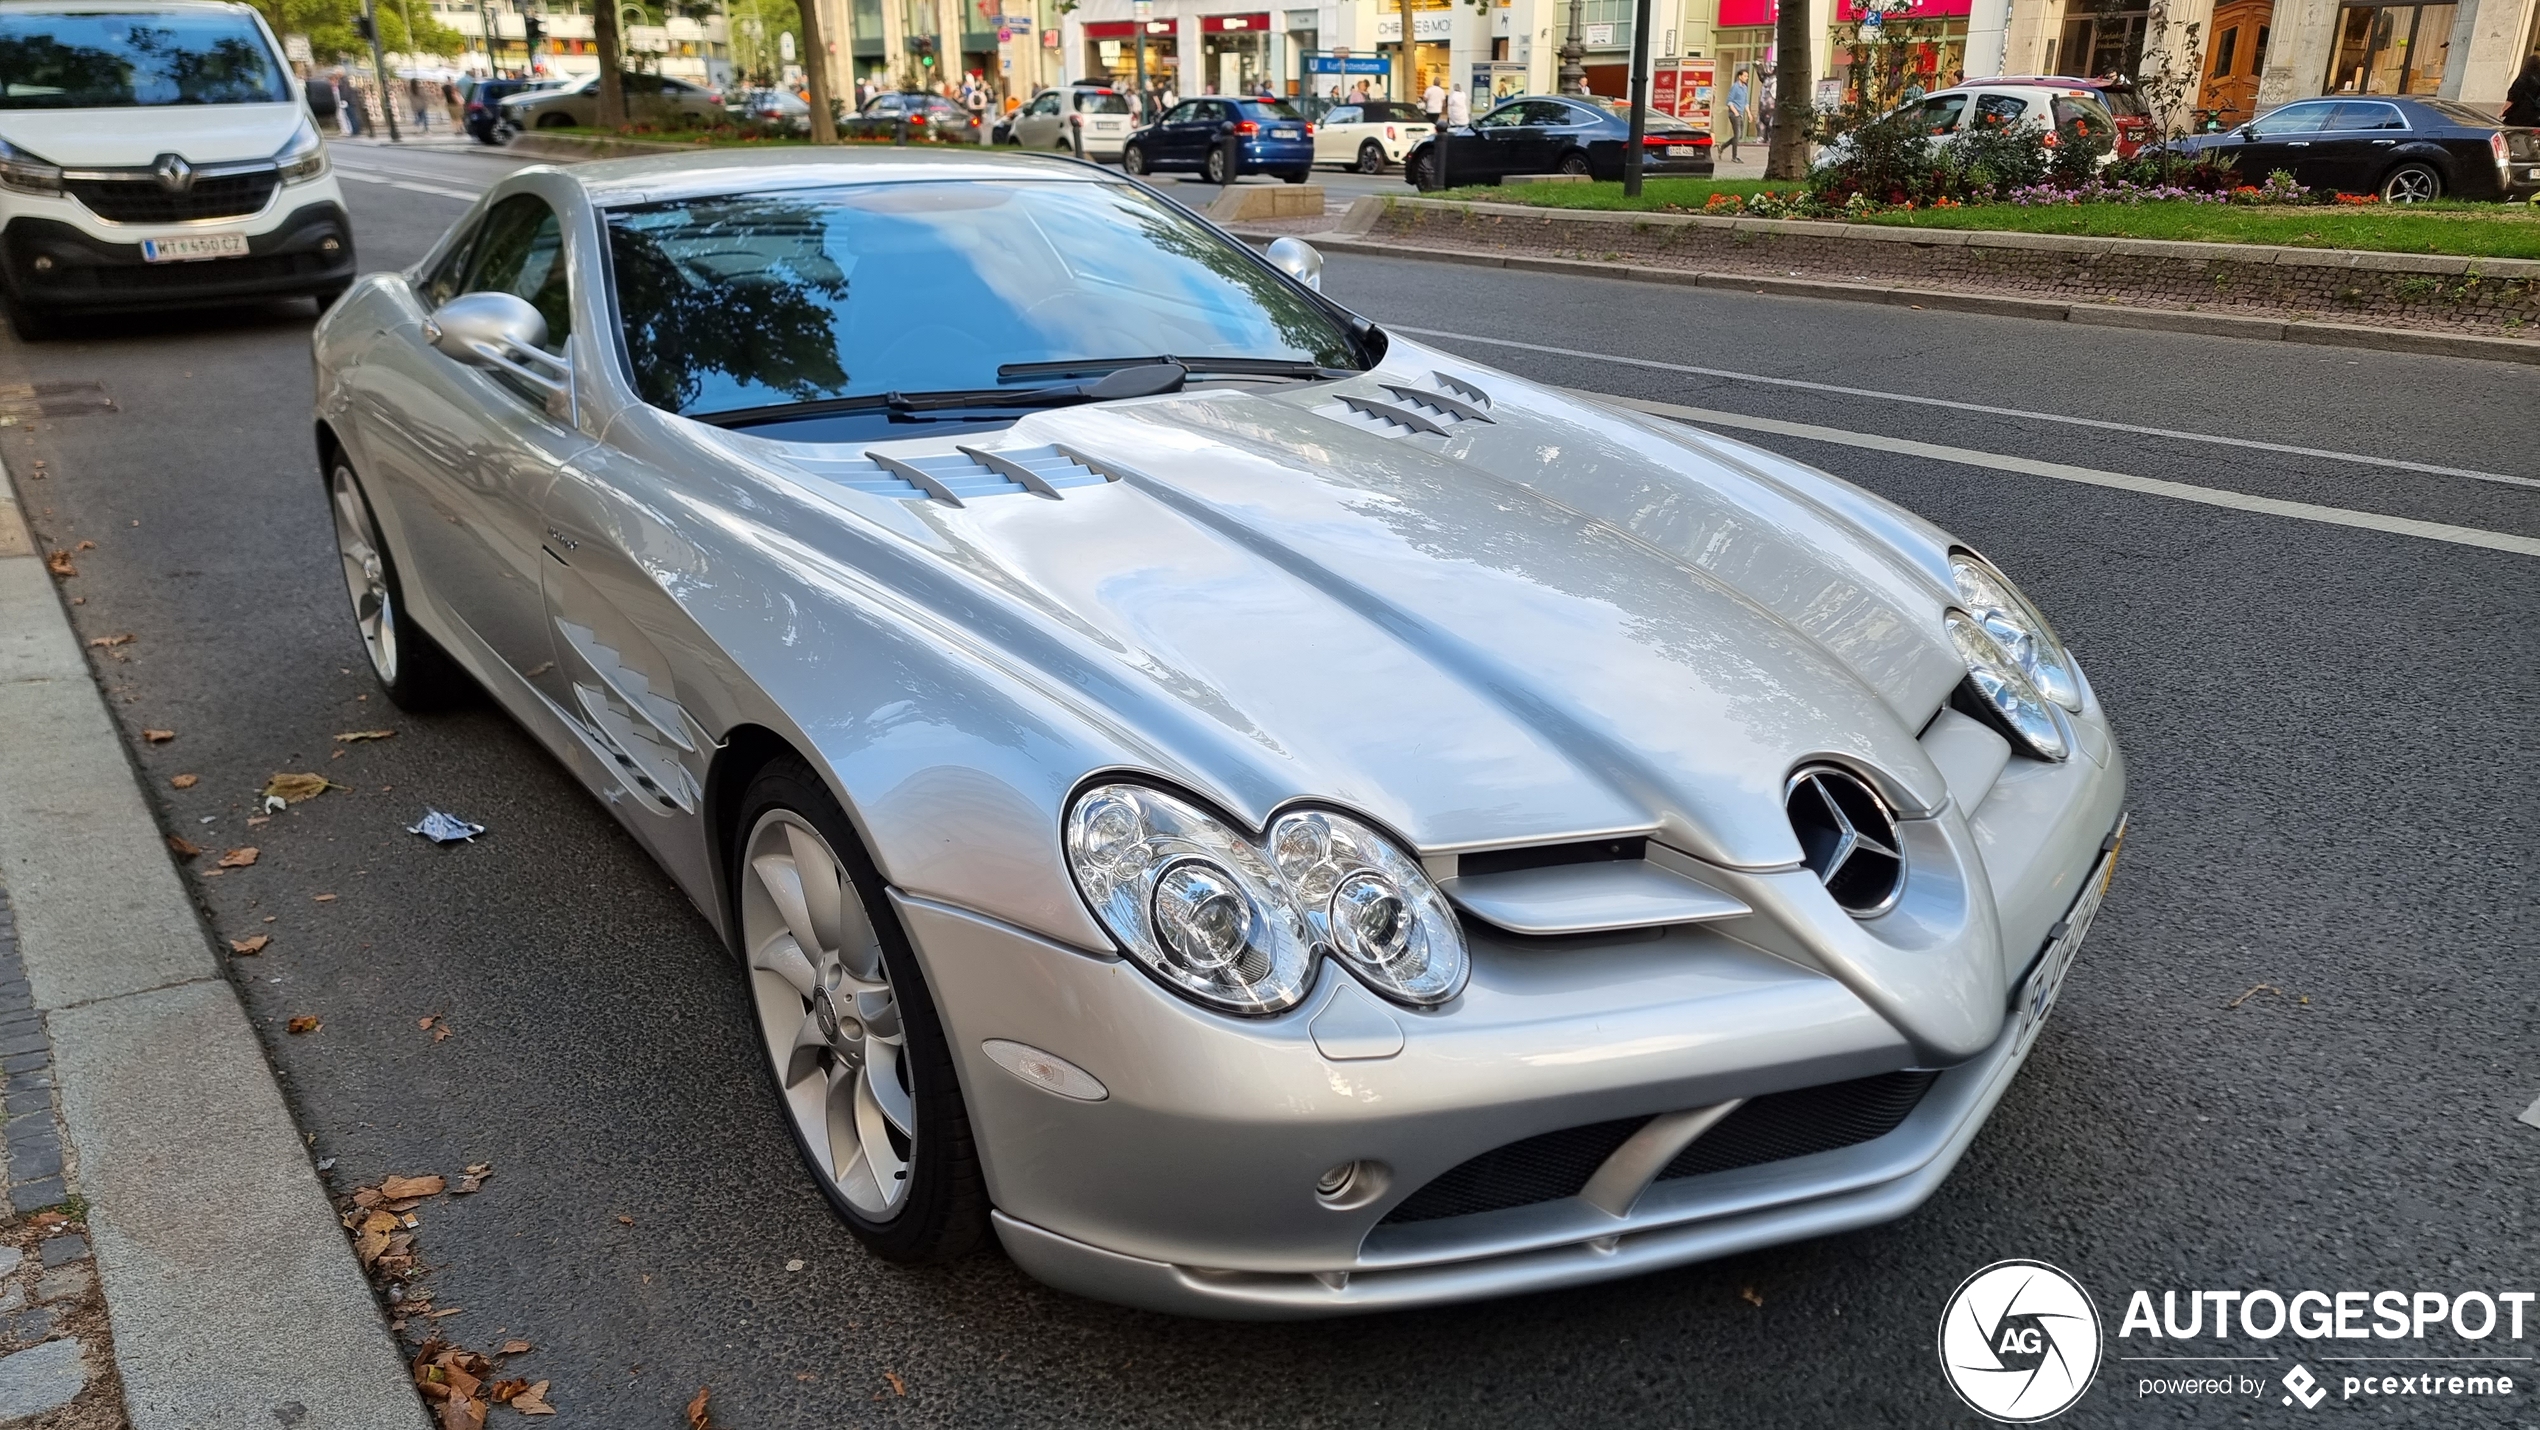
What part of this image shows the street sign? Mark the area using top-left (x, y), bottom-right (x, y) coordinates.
top-left (284, 33), bottom-right (312, 62)
top-left (1133, 0), bottom-right (1151, 16)
top-left (1307, 55), bottom-right (1390, 75)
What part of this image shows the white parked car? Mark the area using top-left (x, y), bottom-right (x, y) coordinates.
top-left (0, 0), bottom-right (353, 339)
top-left (1816, 82), bottom-right (2119, 171)
top-left (1004, 85), bottom-right (1135, 160)
top-left (1310, 99), bottom-right (1433, 174)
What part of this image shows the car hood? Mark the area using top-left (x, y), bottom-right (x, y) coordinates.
top-left (0, 103), bottom-right (301, 167)
top-left (714, 351), bottom-right (1970, 872)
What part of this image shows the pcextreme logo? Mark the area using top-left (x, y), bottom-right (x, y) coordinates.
top-left (1938, 1260), bottom-right (2104, 1423)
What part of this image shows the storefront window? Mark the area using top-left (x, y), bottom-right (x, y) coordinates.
top-left (2059, 0), bottom-right (2147, 79)
top-left (2325, 2), bottom-right (2454, 94)
top-left (1200, 14), bottom-right (1272, 95)
top-left (1085, 19), bottom-right (1178, 96)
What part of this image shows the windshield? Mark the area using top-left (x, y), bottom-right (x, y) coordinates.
top-left (0, 9), bottom-right (290, 107)
top-left (606, 179), bottom-right (1359, 424)
top-left (1235, 99), bottom-right (1303, 121)
top-left (1590, 101), bottom-right (1697, 132)
top-left (1072, 90), bottom-right (1130, 113)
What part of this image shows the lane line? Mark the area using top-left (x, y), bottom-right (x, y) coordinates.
top-left (332, 169), bottom-right (483, 201)
top-left (1590, 390), bottom-right (2540, 559)
top-left (1396, 324), bottom-right (2540, 491)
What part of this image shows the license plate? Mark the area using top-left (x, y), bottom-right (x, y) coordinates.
top-left (1093, 120), bottom-right (1120, 131)
top-left (2014, 820), bottom-right (2124, 1057)
top-left (1666, 144), bottom-right (1695, 156)
top-left (141, 233), bottom-right (249, 263)
top-left (1274, 128), bottom-right (1300, 139)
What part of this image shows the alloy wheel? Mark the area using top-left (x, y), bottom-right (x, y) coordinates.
top-left (1206, 147), bottom-right (1230, 184)
top-left (329, 465), bottom-right (398, 686)
top-left (1122, 143), bottom-right (1147, 175)
top-left (741, 810), bottom-right (915, 1221)
top-left (1359, 142), bottom-right (1386, 174)
top-left (2380, 165), bottom-right (2439, 203)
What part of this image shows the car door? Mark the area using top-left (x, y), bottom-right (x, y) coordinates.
top-left (1152, 101), bottom-right (1202, 165)
top-left (1017, 91), bottom-right (1057, 147)
top-left (357, 191), bottom-right (590, 697)
top-left (1530, 100), bottom-right (1595, 170)
top-left (1465, 100), bottom-right (1531, 179)
top-left (1316, 105), bottom-right (1360, 163)
top-left (2313, 100), bottom-right (2407, 192)
top-left (2231, 100), bottom-right (2337, 184)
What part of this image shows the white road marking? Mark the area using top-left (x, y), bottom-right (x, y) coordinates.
top-left (1591, 391), bottom-right (2540, 559)
top-left (332, 168), bottom-right (483, 201)
top-left (1398, 324), bottom-right (2540, 491)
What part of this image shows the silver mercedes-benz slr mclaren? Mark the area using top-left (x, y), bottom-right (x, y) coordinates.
top-left (310, 148), bottom-right (2125, 1318)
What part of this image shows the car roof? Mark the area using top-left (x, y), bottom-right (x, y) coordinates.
top-left (556, 147), bottom-right (1119, 206)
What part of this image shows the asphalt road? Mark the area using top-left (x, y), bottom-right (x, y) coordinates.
top-left (5, 140), bottom-right (2535, 1428)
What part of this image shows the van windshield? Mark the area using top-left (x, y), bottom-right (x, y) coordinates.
top-left (0, 10), bottom-right (291, 107)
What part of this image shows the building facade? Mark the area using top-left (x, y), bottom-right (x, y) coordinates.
top-left (427, 0), bottom-right (738, 87)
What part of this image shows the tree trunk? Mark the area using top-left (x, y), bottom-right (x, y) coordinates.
top-left (797, 0), bottom-right (839, 143)
top-left (1765, 0), bottom-right (1809, 180)
top-left (594, 0), bottom-right (627, 129)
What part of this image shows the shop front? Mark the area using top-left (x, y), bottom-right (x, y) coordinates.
top-left (1375, 5), bottom-right (1453, 103)
top-left (1831, 0), bottom-right (1968, 102)
top-left (2322, 0), bottom-right (2455, 94)
top-left (1083, 17), bottom-right (1179, 93)
top-left (2052, 0), bottom-right (2147, 80)
top-left (1199, 12), bottom-right (1272, 94)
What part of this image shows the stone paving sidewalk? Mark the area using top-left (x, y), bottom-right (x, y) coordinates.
top-left (0, 884), bottom-right (124, 1426)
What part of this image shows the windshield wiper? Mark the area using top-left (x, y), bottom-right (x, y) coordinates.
top-left (997, 355), bottom-right (1353, 382)
top-left (691, 361), bottom-right (1190, 428)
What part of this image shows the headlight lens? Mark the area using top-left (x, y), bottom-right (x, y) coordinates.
top-left (276, 118), bottom-right (328, 184)
top-left (1065, 784), bottom-right (1314, 1014)
top-left (1949, 553), bottom-right (2082, 712)
top-left (0, 138), bottom-right (61, 196)
top-left (1270, 809), bottom-right (1467, 1005)
top-left (1948, 611), bottom-right (2070, 762)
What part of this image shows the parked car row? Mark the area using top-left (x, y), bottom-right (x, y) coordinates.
top-left (2163, 94), bottom-right (2540, 203)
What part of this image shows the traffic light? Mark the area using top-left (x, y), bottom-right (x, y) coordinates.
top-left (912, 35), bottom-right (934, 68)
top-left (352, 14), bottom-right (375, 42)
top-left (522, 14), bottom-right (543, 47)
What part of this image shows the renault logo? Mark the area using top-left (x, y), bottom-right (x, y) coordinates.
top-left (151, 154), bottom-right (194, 192)
top-left (1785, 765), bottom-right (1904, 916)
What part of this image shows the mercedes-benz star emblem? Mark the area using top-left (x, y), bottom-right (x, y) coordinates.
top-left (151, 154), bottom-right (194, 192)
top-left (1785, 765), bottom-right (1905, 915)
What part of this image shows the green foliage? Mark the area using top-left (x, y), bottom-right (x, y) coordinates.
top-left (726, 0), bottom-right (804, 87)
top-left (252, 0), bottom-right (464, 61)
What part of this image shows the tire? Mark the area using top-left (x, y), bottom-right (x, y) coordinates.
top-left (1407, 150), bottom-right (1436, 189)
top-left (2379, 162), bottom-right (2441, 204)
top-left (1205, 146), bottom-right (1231, 184)
top-left (1557, 150), bottom-right (1593, 177)
top-left (1357, 140), bottom-right (1388, 175)
top-left (731, 757), bottom-right (987, 1263)
top-left (326, 457), bottom-right (469, 711)
top-left (536, 112), bottom-right (572, 130)
top-left (1122, 142), bottom-right (1148, 176)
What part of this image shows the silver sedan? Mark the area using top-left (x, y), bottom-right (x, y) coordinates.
top-left (311, 148), bottom-right (2125, 1317)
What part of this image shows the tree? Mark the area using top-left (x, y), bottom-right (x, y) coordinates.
top-left (251, 0), bottom-right (461, 62)
top-left (793, 0), bottom-right (837, 142)
top-left (1766, 0), bottom-right (1811, 179)
top-left (595, 0), bottom-right (627, 127)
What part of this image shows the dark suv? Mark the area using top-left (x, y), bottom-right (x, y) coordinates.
top-left (462, 77), bottom-right (556, 145)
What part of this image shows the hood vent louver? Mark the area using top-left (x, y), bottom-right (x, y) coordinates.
top-left (1324, 372), bottom-right (1496, 441)
top-left (792, 445), bottom-right (1109, 506)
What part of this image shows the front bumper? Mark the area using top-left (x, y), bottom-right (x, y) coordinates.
top-left (902, 693), bottom-right (2126, 1316)
top-left (2, 200), bottom-right (355, 313)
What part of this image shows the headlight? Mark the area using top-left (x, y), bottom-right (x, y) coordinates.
top-left (276, 118), bottom-right (328, 184)
top-left (1270, 809), bottom-right (1466, 1005)
top-left (1949, 552), bottom-right (2082, 712)
top-left (1948, 611), bottom-right (2070, 762)
top-left (0, 138), bottom-right (61, 196)
top-left (1065, 784), bottom-right (1315, 1014)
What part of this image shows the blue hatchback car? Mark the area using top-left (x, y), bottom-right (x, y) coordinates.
top-left (1122, 97), bottom-right (1316, 183)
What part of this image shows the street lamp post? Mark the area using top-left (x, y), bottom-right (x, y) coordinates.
top-left (1621, 0), bottom-right (1651, 194)
top-left (360, 0), bottom-right (402, 141)
top-left (1557, 0), bottom-right (1586, 95)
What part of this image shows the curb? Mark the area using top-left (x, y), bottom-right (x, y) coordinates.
top-left (0, 468), bottom-right (427, 1425)
top-left (1291, 225), bottom-right (2540, 368)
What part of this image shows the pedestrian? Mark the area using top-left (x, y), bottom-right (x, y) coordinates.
top-left (1422, 75), bottom-right (1445, 124)
top-left (1349, 79), bottom-right (1370, 105)
top-left (2507, 54), bottom-right (2540, 127)
top-left (443, 78), bottom-right (463, 131)
top-left (1725, 67), bottom-right (1749, 161)
top-left (304, 72), bottom-right (341, 131)
top-left (1445, 82), bottom-right (1468, 128)
top-left (342, 77), bottom-right (364, 136)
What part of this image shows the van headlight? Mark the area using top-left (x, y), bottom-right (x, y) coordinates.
top-left (0, 138), bottom-right (62, 196)
top-left (276, 119), bottom-right (328, 184)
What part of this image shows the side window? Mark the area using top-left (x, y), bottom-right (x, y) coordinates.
top-left (1521, 100), bottom-right (1576, 125)
top-left (1032, 92), bottom-right (1059, 116)
top-left (2051, 97), bottom-right (2111, 135)
top-left (1917, 94), bottom-right (1967, 133)
top-left (1328, 105), bottom-right (1359, 124)
top-left (1973, 94), bottom-right (2030, 128)
top-left (1556, 102), bottom-right (1603, 125)
top-left (2326, 101), bottom-right (2404, 130)
top-left (459, 193), bottom-right (573, 356)
top-left (1473, 102), bottom-right (1527, 128)
top-left (868, 95), bottom-right (899, 115)
top-left (1162, 102), bottom-right (1198, 123)
top-left (2253, 102), bottom-right (2334, 135)
top-left (422, 220), bottom-right (480, 309)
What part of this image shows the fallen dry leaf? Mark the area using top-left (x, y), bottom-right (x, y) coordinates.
top-left (313, 893), bottom-right (338, 903)
top-left (360, 1210), bottom-right (400, 1235)
top-left (686, 1386), bottom-right (713, 1430)
top-left (89, 633), bottom-right (134, 648)
top-left (287, 1015), bottom-right (321, 1035)
top-left (334, 729), bottom-right (396, 742)
top-left (496, 1339), bottom-right (529, 1357)
top-left (486, 1378), bottom-right (529, 1404)
top-left (884, 1370), bottom-right (907, 1397)
top-left (138, 725), bottom-right (171, 739)
top-left (27, 1212), bottom-right (64, 1230)
top-left (511, 1381), bottom-right (553, 1416)
top-left (166, 834), bottom-right (201, 860)
top-left (436, 1391), bottom-right (486, 1430)
top-left (264, 772), bottom-right (339, 803)
top-left (216, 846), bottom-right (258, 868)
top-left (356, 1227), bottom-right (389, 1265)
top-left (245, 815), bottom-right (270, 827)
top-left (1741, 1286), bottom-right (1765, 1308)
top-left (170, 773), bottom-right (198, 789)
top-left (74, 539), bottom-right (93, 551)
top-left (418, 1015), bottom-right (438, 1030)
top-left (44, 550), bottom-right (75, 577)
top-left (616, 1215), bottom-right (635, 1227)
top-left (229, 934), bottom-right (270, 955)
top-left (426, 1306), bottom-right (465, 1319)
top-left (455, 1163), bottom-right (493, 1195)
top-left (381, 1173), bottom-right (447, 1199)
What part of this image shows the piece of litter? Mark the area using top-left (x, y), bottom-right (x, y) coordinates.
top-left (318, 1157), bottom-right (337, 1171)
top-left (2520, 1097), bottom-right (2540, 1131)
top-left (785, 1258), bottom-right (804, 1272)
top-left (263, 795), bottom-right (286, 813)
top-left (408, 810), bottom-right (486, 844)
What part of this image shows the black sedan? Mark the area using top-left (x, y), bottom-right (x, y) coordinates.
top-left (1402, 95), bottom-right (1713, 189)
top-left (837, 92), bottom-right (981, 145)
top-left (2165, 95), bottom-right (2540, 202)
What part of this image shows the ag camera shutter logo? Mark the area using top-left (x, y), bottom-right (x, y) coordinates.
top-left (1939, 1260), bottom-right (2103, 1422)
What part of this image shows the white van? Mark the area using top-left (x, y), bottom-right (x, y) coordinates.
top-left (0, 0), bottom-right (353, 336)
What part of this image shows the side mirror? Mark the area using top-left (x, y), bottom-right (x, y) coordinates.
top-left (1266, 236), bottom-right (1324, 292)
top-left (423, 290), bottom-right (572, 411)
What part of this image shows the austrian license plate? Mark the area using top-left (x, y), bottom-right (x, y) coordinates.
top-left (1666, 144), bottom-right (1696, 156)
top-left (2013, 818), bottom-right (2124, 1057)
top-left (1092, 120), bottom-right (1120, 132)
top-left (1274, 128), bottom-right (1300, 139)
top-left (141, 233), bottom-right (249, 263)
